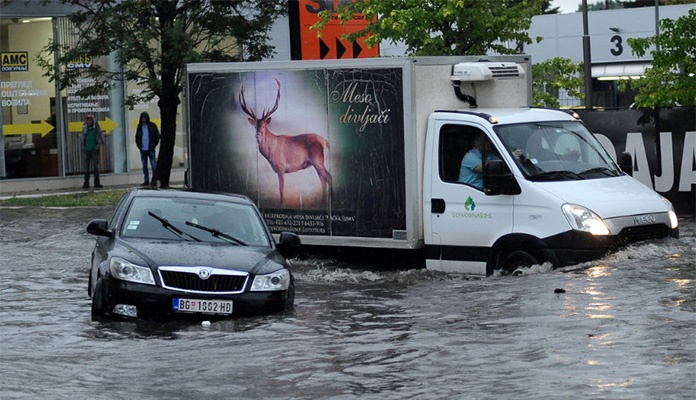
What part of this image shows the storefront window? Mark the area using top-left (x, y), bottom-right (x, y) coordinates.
top-left (127, 82), bottom-right (186, 177)
top-left (1, 17), bottom-right (58, 178)
top-left (2, 10), bottom-right (187, 182)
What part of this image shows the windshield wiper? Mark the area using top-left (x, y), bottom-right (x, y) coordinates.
top-left (580, 166), bottom-right (620, 177)
top-left (148, 211), bottom-right (201, 242)
top-left (185, 221), bottom-right (247, 246)
top-left (531, 170), bottom-right (585, 181)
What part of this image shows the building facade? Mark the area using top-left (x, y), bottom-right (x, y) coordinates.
top-left (0, 2), bottom-right (186, 190)
top-left (526, 3), bottom-right (696, 108)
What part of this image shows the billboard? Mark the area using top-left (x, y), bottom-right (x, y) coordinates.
top-left (188, 67), bottom-right (406, 237)
top-left (578, 108), bottom-right (695, 215)
top-left (288, 0), bottom-right (379, 60)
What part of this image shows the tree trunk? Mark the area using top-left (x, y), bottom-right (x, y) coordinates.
top-left (153, 1), bottom-right (181, 188)
top-left (155, 97), bottom-right (179, 188)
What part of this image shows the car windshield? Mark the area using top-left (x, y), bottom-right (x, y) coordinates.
top-left (495, 121), bottom-right (622, 181)
top-left (121, 196), bottom-right (271, 247)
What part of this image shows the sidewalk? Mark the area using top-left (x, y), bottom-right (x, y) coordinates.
top-left (0, 169), bottom-right (185, 199)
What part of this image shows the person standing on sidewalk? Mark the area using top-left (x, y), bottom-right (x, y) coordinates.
top-left (81, 114), bottom-right (105, 189)
top-left (135, 111), bottom-right (160, 186)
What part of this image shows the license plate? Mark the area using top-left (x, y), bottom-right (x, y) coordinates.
top-left (173, 298), bottom-right (233, 315)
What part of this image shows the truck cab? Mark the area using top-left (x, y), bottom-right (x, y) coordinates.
top-left (423, 107), bottom-right (679, 276)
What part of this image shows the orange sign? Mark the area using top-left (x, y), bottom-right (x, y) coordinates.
top-left (296, 0), bottom-right (379, 60)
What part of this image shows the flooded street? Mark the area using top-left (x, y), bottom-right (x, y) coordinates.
top-left (1, 206), bottom-right (694, 399)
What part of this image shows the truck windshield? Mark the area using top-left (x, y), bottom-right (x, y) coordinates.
top-left (494, 121), bottom-right (622, 181)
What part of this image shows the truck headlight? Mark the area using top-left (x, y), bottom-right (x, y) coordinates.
top-left (251, 269), bottom-right (290, 291)
top-left (661, 196), bottom-right (679, 229)
top-left (562, 204), bottom-right (610, 235)
top-left (110, 257), bottom-right (156, 285)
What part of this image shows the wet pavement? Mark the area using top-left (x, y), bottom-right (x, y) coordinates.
top-left (0, 206), bottom-right (694, 399)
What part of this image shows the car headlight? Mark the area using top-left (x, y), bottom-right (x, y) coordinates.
top-left (251, 269), bottom-right (290, 291)
top-left (109, 257), bottom-right (156, 285)
top-left (661, 196), bottom-right (679, 229)
top-left (562, 204), bottom-right (610, 235)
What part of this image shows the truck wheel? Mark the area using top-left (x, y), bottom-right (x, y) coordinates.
top-left (91, 278), bottom-right (107, 319)
top-left (500, 251), bottom-right (539, 276)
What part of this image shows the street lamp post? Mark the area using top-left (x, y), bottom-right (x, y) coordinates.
top-left (582, 0), bottom-right (593, 109)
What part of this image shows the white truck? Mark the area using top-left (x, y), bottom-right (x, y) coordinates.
top-left (185, 55), bottom-right (678, 276)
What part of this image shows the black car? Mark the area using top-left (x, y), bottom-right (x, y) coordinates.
top-left (87, 188), bottom-right (300, 320)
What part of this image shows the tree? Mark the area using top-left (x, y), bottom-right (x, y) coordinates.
top-left (312, 0), bottom-right (544, 56)
top-left (37, 0), bottom-right (286, 187)
top-left (624, 0), bottom-right (696, 8)
top-left (541, 0), bottom-right (561, 14)
top-left (620, 9), bottom-right (696, 107)
top-left (532, 57), bottom-right (584, 107)
top-left (581, 0), bottom-right (624, 11)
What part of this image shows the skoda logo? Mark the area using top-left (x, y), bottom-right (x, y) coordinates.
top-left (198, 268), bottom-right (212, 280)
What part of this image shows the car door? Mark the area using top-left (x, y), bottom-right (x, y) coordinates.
top-left (90, 193), bottom-right (129, 292)
top-left (424, 120), bottom-right (515, 275)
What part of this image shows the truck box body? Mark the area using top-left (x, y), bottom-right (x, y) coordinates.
top-left (186, 56), bottom-right (678, 276)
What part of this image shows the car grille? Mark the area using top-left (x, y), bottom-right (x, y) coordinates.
top-left (618, 224), bottom-right (670, 244)
top-left (159, 267), bottom-right (248, 294)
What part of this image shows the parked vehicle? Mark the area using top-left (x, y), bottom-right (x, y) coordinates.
top-left (86, 188), bottom-right (300, 320)
top-left (185, 56), bottom-right (678, 276)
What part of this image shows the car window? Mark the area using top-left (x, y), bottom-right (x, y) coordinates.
top-left (495, 121), bottom-right (621, 180)
top-left (121, 196), bottom-right (271, 247)
top-left (108, 191), bottom-right (130, 228)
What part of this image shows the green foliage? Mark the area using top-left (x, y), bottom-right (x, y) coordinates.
top-left (313, 0), bottom-right (544, 56)
top-left (620, 9), bottom-right (696, 107)
top-left (532, 57), bottom-right (584, 107)
top-left (0, 190), bottom-right (126, 207)
top-left (582, 0), bottom-right (624, 11)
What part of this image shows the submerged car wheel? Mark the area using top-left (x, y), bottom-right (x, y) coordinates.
top-left (286, 283), bottom-right (296, 310)
top-left (91, 278), bottom-right (107, 319)
top-left (500, 251), bottom-right (539, 276)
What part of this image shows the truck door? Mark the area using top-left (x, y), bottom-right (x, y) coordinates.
top-left (424, 121), bottom-right (514, 275)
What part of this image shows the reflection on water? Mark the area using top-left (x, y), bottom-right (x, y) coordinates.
top-left (0, 207), bottom-right (694, 399)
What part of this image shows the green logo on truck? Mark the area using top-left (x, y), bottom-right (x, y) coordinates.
top-left (465, 196), bottom-right (475, 211)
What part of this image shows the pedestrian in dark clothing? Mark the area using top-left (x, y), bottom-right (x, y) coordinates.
top-left (135, 111), bottom-right (160, 186)
top-left (80, 114), bottom-right (105, 189)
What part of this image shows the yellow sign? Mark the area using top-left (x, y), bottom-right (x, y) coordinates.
top-left (3, 120), bottom-right (54, 137)
top-left (68, 117), bottom-right (117, 133)
top-left (1, 52), bottom-right (29, 72)
top-left (132, 118), bottom-right (162, 130)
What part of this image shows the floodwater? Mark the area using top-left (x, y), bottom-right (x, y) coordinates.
top-left (0, 206), bottom-right (694, 400)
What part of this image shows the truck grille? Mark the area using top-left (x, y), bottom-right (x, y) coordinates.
top-left (159, 268), bottom-right (248, 294)
top-left (618, 224), bottom-right (670, 244)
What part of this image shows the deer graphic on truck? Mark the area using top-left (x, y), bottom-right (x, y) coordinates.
top-left (239, 77), bottom-right (332, 206)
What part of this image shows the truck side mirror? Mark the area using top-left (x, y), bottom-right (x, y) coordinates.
top-left (619, 151), bottom-right (633, 176)
top-left (483, 160), bottom-right (521, 196)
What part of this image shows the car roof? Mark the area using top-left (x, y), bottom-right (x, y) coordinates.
top-left (127, 187), bottom-right (254, 205)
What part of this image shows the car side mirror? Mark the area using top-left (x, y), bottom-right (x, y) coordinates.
top-left (278, 231), bottom-right (301, 246)
top-left (483, 160), bottom-right (521, 195)
top-left (619, 151), bottom-right (633, 175)
top-left (276, 231), bottom-right (302, 258)
top-left (86, 219), bottom-right (113, 237)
